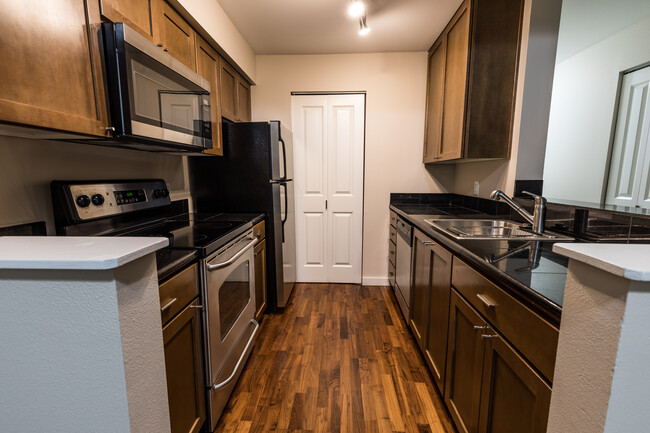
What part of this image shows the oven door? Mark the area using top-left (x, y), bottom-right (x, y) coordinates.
top-left (202, 233), bottom-right (259, 430)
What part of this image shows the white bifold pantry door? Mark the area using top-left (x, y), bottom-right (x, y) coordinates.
top-left (291, 94), bottom-right (365, 283)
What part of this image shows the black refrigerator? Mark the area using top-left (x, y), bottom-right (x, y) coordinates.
top-left (190, 120), bottom-right (296, 311)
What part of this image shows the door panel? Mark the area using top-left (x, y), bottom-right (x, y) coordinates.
top-left (606, 66), bottom-right (650, 209)
top-left (440, 4), bottom-right (470, 161)
top-left (195, 36), bottom-right (222, 155)
top-left (424, 39), bottom-right (446, 162)
top-left (100, 0), bottom-right (158, 42)
top-left (160, 2), bottom-right (196, 71)
top-left (292, 94), bottom-right (365, 283)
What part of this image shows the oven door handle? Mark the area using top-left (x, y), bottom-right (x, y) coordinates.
top-left (212, 319), bottom-right (260, 391)
top-left (206, 237), bottom-right (257, 271)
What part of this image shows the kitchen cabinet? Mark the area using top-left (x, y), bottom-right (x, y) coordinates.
top-left (410, 229), bottom-right (453, 393)
top-left (159, 2), bottom-right (196, 71)
top-left (195, 36), bottom-right (223, 155)
top-left (99, 0), bottom-right (160, 42)
top-left (160, 264), bottom-right (206, 433)
top-left (423, 0), bottom-right (524, 163)
top-left (444, 289), bottom-right (486, 433)
top-left (253, 220), bottom-right (267, 322)
top-left (388, 211), bottom-right (397, 288)
top-left (219, 57), bottom-right (252, 123)
top-left (0, 0), bottom-right (110, 137)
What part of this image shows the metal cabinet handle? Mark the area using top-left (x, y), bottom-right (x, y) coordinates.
top-left (160, 298), bottom-right (177, 312)
top-left (473, 325), bottom-right (487, 330)
top-left (482, 334), bottom-right (499, 339)
top-left (156, 43), bottom-right (163, 47)
top-left (423, 241), bottom-right (436, 246)
top-left (207, 237), bottom-right (257, 271)
top-left (476, 293), bottom-right (497, 309)
top-left (212, 320), bottom-right (260, 390)
top-left (162, 48), bottom-right (169, 52)
top-left (189, 304), bottom-right (204, 310)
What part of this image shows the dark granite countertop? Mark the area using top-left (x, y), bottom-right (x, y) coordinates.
top-left (390, 203), bottom-right (569, 326)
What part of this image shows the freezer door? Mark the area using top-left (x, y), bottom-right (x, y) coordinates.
top-left (270, 121), bottom-right (294, 181)
top-left (280, 180), bottom-right (296, 307)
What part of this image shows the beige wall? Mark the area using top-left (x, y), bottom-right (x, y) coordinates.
top-left (252, 53), bottom-right (455, 284)
top-left (176, 0), bottom-right (256, 82)
top-left (0, 136), bottom-right (190, 234)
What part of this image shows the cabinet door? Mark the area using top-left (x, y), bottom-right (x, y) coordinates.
top-left (410, 230), bottom-right (433, 350)
top-left (159, 2), bottom-right (196, 71)
top-left (425, 243), bottom-right (453, 393)
top-left (219, 58), bottom-right (239, 122)
top-left (440, 0), bottom-right (470, 161)
top-left (478, 333), bottom-right (552, 433)
top-left (0, 0), bottom-right (109, 137)
top-left (163, 299), bottom-right (206, 433)
top-left (254, 239), bottom-right (267, 321)
top-left (237, 78), bottom-right (252, 122)
top-left (423, 38), bottom-right (446, 163)
top-left (100, 0), bottom-right (159, 42)
top-left (445, 289), bottom-right (485, 433)
top-left (195, 36), bottom-right (222, 155)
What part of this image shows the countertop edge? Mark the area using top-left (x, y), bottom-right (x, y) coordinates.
top-left (553, 243), bottom-right (650, 282)
top-left (390, 205), bottom-right (562, 325)
top-left (0, 237), bottom-right (169, 271)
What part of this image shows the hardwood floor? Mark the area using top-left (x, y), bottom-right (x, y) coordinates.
top-left (214, 283), bottom-right (455, 433)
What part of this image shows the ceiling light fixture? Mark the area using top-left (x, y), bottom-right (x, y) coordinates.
top-left (348, 0), bottom-right (365, 18)
top-left (359, 15), bottom-right (370, 36)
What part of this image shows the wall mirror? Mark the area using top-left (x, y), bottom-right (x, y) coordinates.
top-left (542, 0), bottom-right (650, 212)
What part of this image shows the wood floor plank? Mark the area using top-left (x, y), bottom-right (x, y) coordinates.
top-left (213, 284), bottom-right (454, 433)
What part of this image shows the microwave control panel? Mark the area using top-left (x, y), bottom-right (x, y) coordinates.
top-left (66, 180), bottom-right (170, 221)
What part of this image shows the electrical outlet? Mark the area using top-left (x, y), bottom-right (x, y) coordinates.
top-left (474, 181), bottom-right (480, 196)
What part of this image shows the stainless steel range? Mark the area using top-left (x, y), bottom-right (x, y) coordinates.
top-left (51, 179), bottom-right (261, 432)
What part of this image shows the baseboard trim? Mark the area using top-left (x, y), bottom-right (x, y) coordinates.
top-left (362, 277), bottom-right (390, 286)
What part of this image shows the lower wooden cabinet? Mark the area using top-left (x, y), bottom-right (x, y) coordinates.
top-left (478, 332), bottom-right (552, 433)
top-left (254, 238), bottom-right (267, 321)
top-left (445, 289), bottom-right (486, 433)
top-left (162, 298), bottom-right (205, 433)
top-left (445, 289), bottom-right (552, 433)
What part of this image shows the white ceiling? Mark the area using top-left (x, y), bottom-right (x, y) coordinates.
top-left (216, 0), bottom-right (464, 55)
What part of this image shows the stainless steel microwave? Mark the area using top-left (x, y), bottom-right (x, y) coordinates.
top-left (101, 23), bottom-right (212, 152)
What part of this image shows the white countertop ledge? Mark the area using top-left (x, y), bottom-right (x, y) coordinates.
top-left (553, 243), bottom-right (650, 282)
top-left (0, 237), bottom-right (169, 270)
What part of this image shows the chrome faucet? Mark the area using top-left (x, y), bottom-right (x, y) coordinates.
top-left (490, 190), bottom-right (547, 235)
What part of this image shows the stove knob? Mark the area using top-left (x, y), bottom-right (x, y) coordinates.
top-left (91, 194), bottom-right (105, 206)
top-left (153, 189), bottom-right (162, 198)
top-left (161, 188), bottom-right (169, 197)
top-left (76, 195), bottom-right (91, 208)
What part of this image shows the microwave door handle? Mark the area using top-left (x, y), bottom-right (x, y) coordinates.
top-left (279, 137), bottom-right (287, 182)
top-left (206, 237), bottom-right (257, 271)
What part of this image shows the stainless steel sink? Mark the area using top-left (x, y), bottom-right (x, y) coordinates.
top-left (424, 219), bottom-right (573, 241)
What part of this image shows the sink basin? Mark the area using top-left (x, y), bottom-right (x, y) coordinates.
top-left (424, 219), bottom-right (573, 241)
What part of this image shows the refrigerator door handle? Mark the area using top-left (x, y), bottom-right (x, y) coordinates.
top-left (281, 182), bottom-right (288, 242)
top-left (279, 137), bottom-right (288, 182)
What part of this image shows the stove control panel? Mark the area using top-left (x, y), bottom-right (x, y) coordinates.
top-left (53, 180), bottom-right (171, 222)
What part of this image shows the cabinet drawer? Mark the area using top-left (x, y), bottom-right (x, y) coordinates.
top-left (389, 239), bottom-right (396, 266)
top-left (159, 263), bottom-right (199, 325)
top-left (253, 220), bottom-right (265, 242)
top-left (390, 211), bottom-right (397, 228)
top-left (389, 224), bottom-right (397, 244)
top-left (451, 257), bottom-right (558, 383)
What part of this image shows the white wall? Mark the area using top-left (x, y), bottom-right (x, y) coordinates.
top-left (176, 0), bottom-right (256, 82)
top-left (543, 15), bottom-right (650, 203)
top-left (252, 53), bottom-right (455, 284)
top-left (0, 136), bottom-right (190, 233)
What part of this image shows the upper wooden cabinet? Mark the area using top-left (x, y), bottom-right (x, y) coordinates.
top-left (99, 0), bottom-right (160, 42)
top-left (423, 0), bottom-right (525, 163)
top-left (159, 2), bottom-right (196, 71)
top-left (195, 36), bottom-right (222, 155)
top-left (219, 57), bottom-right (252, 123)
top-left (0, 0), bottom-right (109, 137)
